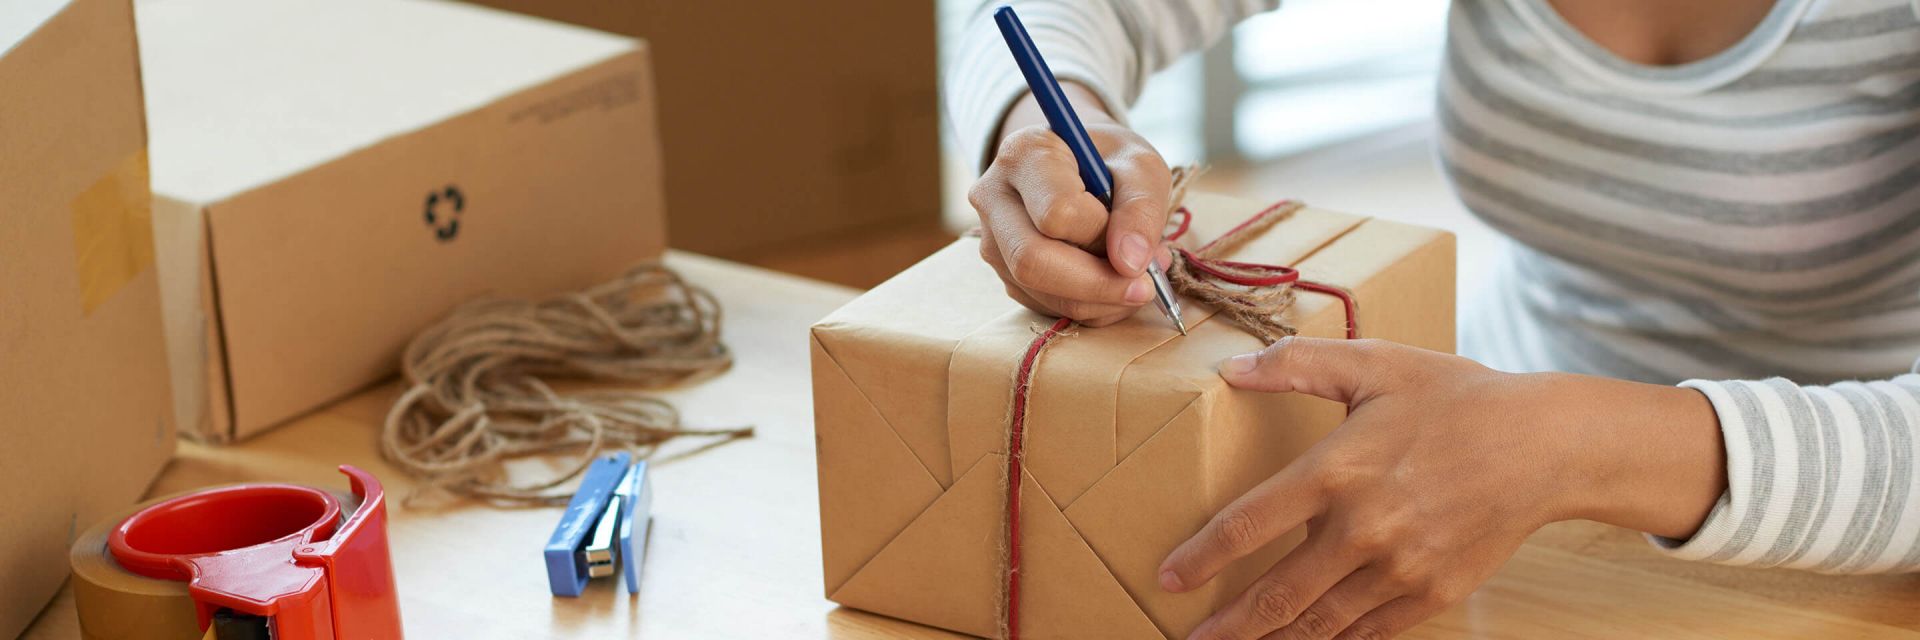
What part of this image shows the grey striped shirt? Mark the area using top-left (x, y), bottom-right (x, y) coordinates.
top-left (947, 0), bottom-right (1920, 572)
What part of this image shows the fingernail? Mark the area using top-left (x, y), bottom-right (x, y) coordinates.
top-left (1125, 278), bottom-right (1153, 304)
top-left (1222, 353), bottom-right (1259, 375)
top-left (1188, 618), bottom-right (1216, 640)
top-left (1118, 233), bottom-right (1150, 272)
top-left (1159, 569), bottom-right (1183, 592)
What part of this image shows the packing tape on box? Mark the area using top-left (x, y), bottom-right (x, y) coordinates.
top-left (68, 466), bottom-right (404, 640)
top-left (69, 149), bottom-right (154, 315)
top-left (68, 489), bottom-right (359, 640)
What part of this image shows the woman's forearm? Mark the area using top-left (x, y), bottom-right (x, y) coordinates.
top-left (1545, 373), bottom-right (1726, 540)
top-left (945, 0), bottom-right (1281, 170)
top-left (1165, 338), bottom-right (1736, 640)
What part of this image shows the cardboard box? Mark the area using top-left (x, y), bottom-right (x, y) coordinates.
top-left (810, 193), bottom-right (1456, 638)
top-left (454, 0), bottom-right (942, 258)
top-left (138, 0), bottom-right (668, 442)
top-left (0, 0), bottom-right (176, 635)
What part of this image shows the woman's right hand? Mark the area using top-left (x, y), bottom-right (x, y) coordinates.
top-left (967, 86), bottom-right (1175, 326)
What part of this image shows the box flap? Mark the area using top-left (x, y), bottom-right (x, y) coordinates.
top-left (0, 0), bottom-right (69, 58)
top-left (831, 454), bottom-right (1162, 639)
top-left (1066, 383), bottom-right (1333, 637)
top-left (137, 0), bottom-right (638, 203)
top-left (812, 242), bottom-right (1017, 487)
top-left (811, 333), bottom-right (944, 595)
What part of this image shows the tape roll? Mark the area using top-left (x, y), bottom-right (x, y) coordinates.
top-left (68, 486), bottom-right (359, 640)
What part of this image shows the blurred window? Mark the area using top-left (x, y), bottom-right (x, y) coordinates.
top-left (1134, 0), bottom-right (1449, 164)
top-left (1230, 0), bottom-right (1447, 159)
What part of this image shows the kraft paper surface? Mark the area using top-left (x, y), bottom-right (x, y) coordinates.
top-left (812, 192), bottom-right (1457, 639)
top-left (4, 0), bottom-right (175, 634)
top-left (70, 150), bottom-right (155, 315)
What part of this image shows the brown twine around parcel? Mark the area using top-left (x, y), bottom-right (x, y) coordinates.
top-left (1158, 165), bottom-right (1349, 345)
top-left (381, 263), bottom-right (750, 505)
top-left (995, 167), bottom-right (1357, 639)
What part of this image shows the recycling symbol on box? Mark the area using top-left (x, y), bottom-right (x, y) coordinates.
top-left (423, 185), bottom-right (464, 242)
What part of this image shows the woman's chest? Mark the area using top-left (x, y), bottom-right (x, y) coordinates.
top-left (1546, 0), bottom-right (1779, 66)
top-left (1436, 0), bottom-right (1920, 280)
top-left (1442, 0), bottom-right (1920, 168)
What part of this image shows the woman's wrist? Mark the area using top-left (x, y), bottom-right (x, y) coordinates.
top-left (1541, 372), bottom-right (1727, 539)
top-left (992, 82), bottom-right (1118, 148)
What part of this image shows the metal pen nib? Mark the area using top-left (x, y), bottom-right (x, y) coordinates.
top-left (1145, 262), bottom-right (1187, 335)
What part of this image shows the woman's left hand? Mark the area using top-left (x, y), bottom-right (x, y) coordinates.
top-left (1158, 337), bottom-right (1725, 640)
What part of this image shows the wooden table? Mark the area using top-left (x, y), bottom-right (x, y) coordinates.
top-left (23, 253), bottom-right (1920, 639)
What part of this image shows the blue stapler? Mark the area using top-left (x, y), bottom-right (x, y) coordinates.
top-left (544, 452), bottom-right (652, 597)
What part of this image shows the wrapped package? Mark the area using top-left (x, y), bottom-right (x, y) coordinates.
top-left (811, 192), bottom-right (1455, 638)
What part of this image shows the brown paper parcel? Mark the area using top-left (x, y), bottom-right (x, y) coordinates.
top-left (810, 192), bottom-right (1456, 639)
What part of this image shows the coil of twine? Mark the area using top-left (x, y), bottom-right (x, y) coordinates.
top-left (381, 263), bottom-right (749, 505)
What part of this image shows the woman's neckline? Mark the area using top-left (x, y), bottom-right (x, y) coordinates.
top-left (1501, 0), bottom-right (1817, 94)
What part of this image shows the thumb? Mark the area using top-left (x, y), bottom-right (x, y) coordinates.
top-left (1218, 337), bottom-right (1385, 404)
top-left (1103, 154), bottom-right (1173, 278)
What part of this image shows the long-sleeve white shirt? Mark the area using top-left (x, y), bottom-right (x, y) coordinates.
top-left (946, 0), bottom-right (1920, 572)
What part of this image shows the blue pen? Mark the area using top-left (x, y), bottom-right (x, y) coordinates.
top-left (994, 6), bottom-right (1187, 334)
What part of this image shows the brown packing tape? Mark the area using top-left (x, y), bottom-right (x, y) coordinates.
top-left (70, 150), bottom-right (155, 315)
top-left (68, 487), bottom-right (358, 640)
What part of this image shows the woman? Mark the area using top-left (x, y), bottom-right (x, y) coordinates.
top-left (949, 0), bottom-right (1920, 638)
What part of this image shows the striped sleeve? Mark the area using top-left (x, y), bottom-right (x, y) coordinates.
top-left (943, 0), bottom-right (1281, 171)
top-left (1652, 371), bottom-right (1920, 573)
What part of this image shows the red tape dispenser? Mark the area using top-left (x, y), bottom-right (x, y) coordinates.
top-left (104, 466), bottom-right (404, 640)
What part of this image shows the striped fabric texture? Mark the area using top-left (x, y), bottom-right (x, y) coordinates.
top-left (945, 0), bottom-right (1920, 572)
